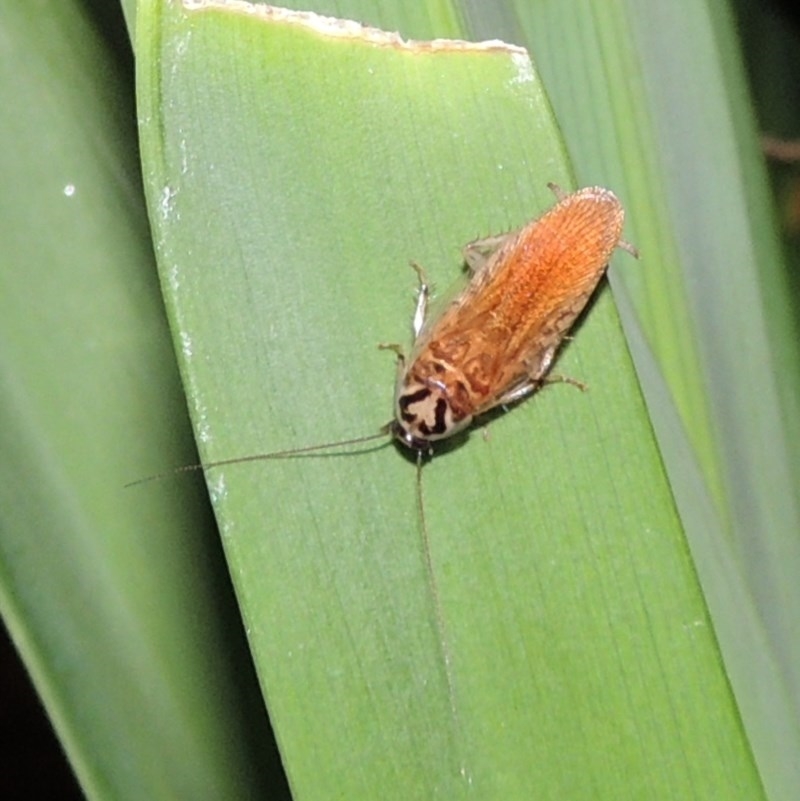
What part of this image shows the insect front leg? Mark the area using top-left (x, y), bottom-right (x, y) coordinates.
top-left (378, 341), bottom-right (406, 365)
top-left (409, 261), bottom-right (430, 337)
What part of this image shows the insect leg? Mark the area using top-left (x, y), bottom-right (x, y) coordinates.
top-left (409, 261), bottom-right (430, 337)
top-left (490, 371), bottom-right (587, 412)
top-left (375, 262), bottom-right (430, 363)
top-left (543, 374), bottom-right (588, 391)
top-left (618, 238), bottom-right (639, 258)
top-left (530, 346), bottom-right (588, 391)
top-left (547, 181), bottom-right (567, 201)
top-left (494, 379), bottom-right (540, 407)
top-left (462, 232), bottom-right (514, 276)
top-left (378, 342), bottom-right (406, 364)
top-left (378, 342), bottom-right (406, 390)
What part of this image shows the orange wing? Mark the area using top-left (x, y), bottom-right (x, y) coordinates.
top-left (409, 187), bottom-right (625, 413)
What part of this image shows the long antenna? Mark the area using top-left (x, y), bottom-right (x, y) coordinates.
top-left (124, 429), bottom-right (390, 488)
top-left (414, 450), bottom-right (464, 762)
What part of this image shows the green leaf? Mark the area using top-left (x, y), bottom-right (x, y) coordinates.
top-left (137, 2), bottom-right (762, 799)
top-left (506, 3), bottom-right (800, 800)
top-left (0, 2), bottom-right (279, 798)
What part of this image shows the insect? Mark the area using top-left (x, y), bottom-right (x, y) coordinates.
top-left (387, 183), bottom-right (635, 452)
top-left (130, 183), bottom-right (635, 487)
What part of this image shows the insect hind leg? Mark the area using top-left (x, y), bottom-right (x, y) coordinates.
top-left (492, 372), bottom-right (587, 410)
top-left (544, 374), bottom-right (588, 392)
top-left (462, 232), bottom-right (515, 276)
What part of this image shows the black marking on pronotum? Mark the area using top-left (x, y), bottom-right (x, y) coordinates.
top-left (434, 397), bottom-right (448, 434)
top-left (419, 397), bottom-right (448, 437)
top-left (399, 386), bottom-right (431, 412)
top-left (399, 386), bottom-right (431, 423)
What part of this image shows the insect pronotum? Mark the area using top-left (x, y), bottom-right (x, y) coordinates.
top-left (129, 183), bottom-right (637, 740)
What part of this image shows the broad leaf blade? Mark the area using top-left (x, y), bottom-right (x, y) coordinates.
top-left (138, 2), bottom-right (761, 798)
